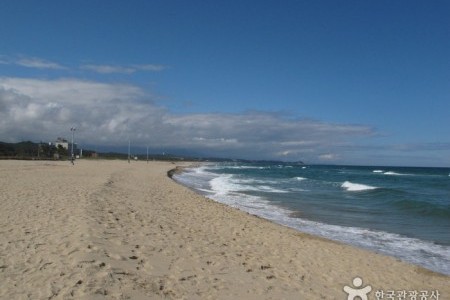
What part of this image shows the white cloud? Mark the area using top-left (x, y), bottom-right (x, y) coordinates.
top-left (80, 64), bottom-right (135, 74)
top-left (0, 77), bottom-right (375, 161)
top-left (134, 64), bottom-right (167, 72)
top-left (16, 57), bottom-right (66, 70)
top-left (1, 54), bottom-right (166, 74)
top-left (81, 63), bottom-right (167, 74)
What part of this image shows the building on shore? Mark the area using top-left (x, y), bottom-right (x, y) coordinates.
top-left (52, 137), bottom-right (77, 151)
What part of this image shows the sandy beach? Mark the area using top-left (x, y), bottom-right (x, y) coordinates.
top-left (0, 160), bottom-right (448, 299)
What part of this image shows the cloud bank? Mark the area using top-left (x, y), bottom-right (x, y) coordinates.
top-left (0, 77), bottom-right (375, 161)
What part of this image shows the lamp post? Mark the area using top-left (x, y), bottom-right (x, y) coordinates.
top-left (128, 138), bottom-right (131, 163)
top-left (147, 145), bottom-right (149, 164)
top-left (70, 127), bottom-right (76, 165)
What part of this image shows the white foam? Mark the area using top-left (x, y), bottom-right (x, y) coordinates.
top-left (172, 165), bottom-right (222, 194)
top-left (373, 170), bottom-right (384, 173)
top-left (238, 178), bottom-right (280, 185)
top-left (209, 174), bottom-right (288, 195)
top-left (225, 165), bottom-right (268, 170)
top-left (289, 188), bottom-right (309, 192)
top-left (384, 171), bottom-right (409, 176)
top-left (294, 176), bottom-right (307, 181)
top-left (341, 181), bottom-right (377, 191)
top-left (209, 175), bottom-right (237, 195)
top-left (206, 177), bottom-right (450, 275)
top-left (279, 217), bottom-right (450, 275)
top-left (174, 165), bottom-right (450, 275)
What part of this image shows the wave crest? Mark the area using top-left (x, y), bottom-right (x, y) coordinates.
top-left (384, 171), bottom-right (409, 176)
top-left (341, 181), bottom-right (377, 191)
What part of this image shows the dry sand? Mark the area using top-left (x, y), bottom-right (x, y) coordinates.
top-left (0, 160), bottom-right (448, 299)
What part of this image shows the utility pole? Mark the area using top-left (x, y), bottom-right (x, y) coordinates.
top-left (70, 127), bottom-right (76, 165)
top-left (147, 145), bottom-right (149, 164)
top-left (128, 138), bottom-right (131, 163)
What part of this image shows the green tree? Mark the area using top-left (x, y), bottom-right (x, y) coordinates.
top-left (57, 145), bottom-right (68, 157)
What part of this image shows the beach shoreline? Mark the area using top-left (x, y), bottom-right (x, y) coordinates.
top-left (171, 163), bottom-right (450, 276)
top-left (0, 160), bottom-right (448, 299)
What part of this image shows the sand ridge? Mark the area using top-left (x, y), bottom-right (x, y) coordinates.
top-left (0, 160), bottom-right (448, 299)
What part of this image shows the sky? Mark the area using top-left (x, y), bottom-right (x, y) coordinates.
top-left (0, 1), bottom-right (449, 166)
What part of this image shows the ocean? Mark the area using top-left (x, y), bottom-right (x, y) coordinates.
top-left (173, 163), bottom-right (450, 275)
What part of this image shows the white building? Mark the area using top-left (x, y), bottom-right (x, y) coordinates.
top-left (53, 137), bottom-right (77, 151)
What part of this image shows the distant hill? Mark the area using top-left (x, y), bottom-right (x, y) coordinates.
top-left (0, 141), bottom-right (86, 160)
top-left (0, 141), bottom-right (303, 164)
top-left (0, 141), bottom-right (45, 159)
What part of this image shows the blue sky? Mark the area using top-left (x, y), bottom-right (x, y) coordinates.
top-left (0, 1), bottom-right (449, 166)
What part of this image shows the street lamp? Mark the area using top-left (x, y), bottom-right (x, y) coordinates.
top-left (70, 127), bottom-right (76, 165)
top-left (128, 138), bottom-right (131, 163)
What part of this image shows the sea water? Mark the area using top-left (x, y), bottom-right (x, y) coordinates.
top-left (173, 163), bottom-right (450, 275)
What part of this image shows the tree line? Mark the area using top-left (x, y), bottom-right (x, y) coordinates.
top-left (0, 141), bottom-right (92, 160)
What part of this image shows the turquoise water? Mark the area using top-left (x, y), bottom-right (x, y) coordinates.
top-left (174, 163), bottom-right (450, 275)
